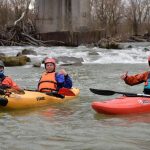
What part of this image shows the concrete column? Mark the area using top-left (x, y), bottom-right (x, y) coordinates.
top-left (36, 0), bottom-right (60, 33)
top-left (61, 0), bottom-right (66, 30)
top-left (35, 0), bottom-right (91, 33)
top-left (71, 0), bottom-right (90, 31)
top-left (71, 0), bottom-right (80, 31)
top-left (79, 0), bottom-right (91, 30)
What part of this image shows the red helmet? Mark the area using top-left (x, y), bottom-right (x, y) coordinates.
top-left (44, 58), bottom-right (56, 69)
top-left (44, 58), bottom-right (56, 64)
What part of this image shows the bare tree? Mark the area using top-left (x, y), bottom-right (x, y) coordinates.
top-left (107, 0), bottom-right (125, 36)
top-left (91, 0), bottom-right (125, 36)
top-left (10, 0), bottom-right (31, 19)
top-left (8, 0), bottom-right (37, 35)
top-left (0, 0), bottom-right (13, 28)
top-left (126, 0), bottom-right (150, 35)
top-left (143, 0), bottom-right (150, 34)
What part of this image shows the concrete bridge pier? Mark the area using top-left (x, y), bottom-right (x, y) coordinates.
top-left (35, 0), bottom-right (105, 46)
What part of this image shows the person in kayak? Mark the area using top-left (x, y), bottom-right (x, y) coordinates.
top-left (0, 60), bottom-right (24, 94)
top-left (37, 58), bottom-right (72, 92)
top-left (121, 56), bottom-right (150, 94)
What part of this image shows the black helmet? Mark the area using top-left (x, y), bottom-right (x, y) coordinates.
top-left (0, 60), bottom-right (4, 67)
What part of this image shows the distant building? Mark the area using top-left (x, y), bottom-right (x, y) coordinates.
top-left (35, 0), bottom-right (91, 33)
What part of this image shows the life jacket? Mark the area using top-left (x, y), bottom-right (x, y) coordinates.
top-left (144, 72), bottom-right (150, 94)
top-left (38, 72), bottom-right (57, 92)
top-left (0, 76), bottom-right (10, 89)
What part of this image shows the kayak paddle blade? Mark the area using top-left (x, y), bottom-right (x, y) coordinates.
top-left (89, 88), bottom-right (150, 98)
top-left (90, 88), bottom-right (115, 96)
top-left (58, 88), bottom-right (75, 96)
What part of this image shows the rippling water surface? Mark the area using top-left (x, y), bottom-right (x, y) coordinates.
top-left (0, 44), bottom-right (150, 150)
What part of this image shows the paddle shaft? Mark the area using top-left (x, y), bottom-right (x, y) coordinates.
top-left (24, 89), bottom-right (65, 99)
top-left (90, 88), bottom-right (150, 98)
top-left (25, 88), bottom-right (75, 97)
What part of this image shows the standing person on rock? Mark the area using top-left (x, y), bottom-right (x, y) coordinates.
top-left (121, 56), bottom-right (150, 94)
top-left (37, 58), bottom-right (72, 92)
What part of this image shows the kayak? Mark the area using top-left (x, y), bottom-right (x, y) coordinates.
top-left (0, 88), bottom-right (79, 110)
top-left (91, 95), bottom-right (150, 115)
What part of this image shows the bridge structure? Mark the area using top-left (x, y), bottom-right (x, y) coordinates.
top-left (35, 0), bottom-right (91, 33)
top-left (34, 0), bottom-right (104, 46)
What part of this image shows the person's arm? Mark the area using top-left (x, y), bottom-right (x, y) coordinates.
top-left (63, 74), bottom-right (72, 88)
top-left (56, 69), bottom-right (73, 89)
top-left (121, 71), bottom-right (148, 86)
top-left (2, 76), bottom-right (21, 90)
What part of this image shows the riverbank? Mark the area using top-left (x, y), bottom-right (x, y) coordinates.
top-left (0, 25), bottom-right (149, 48)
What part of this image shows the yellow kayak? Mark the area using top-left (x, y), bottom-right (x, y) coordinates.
top-left (0, 88), bottom-right (79, 110)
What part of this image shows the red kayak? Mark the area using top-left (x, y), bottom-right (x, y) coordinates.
top-left (91, 96), bottom-right (150, 115)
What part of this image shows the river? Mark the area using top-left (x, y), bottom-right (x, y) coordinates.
top-left (0, 43), bottom-right (150, 150)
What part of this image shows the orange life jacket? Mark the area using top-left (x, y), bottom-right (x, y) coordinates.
top-left (38, 72), bottom-right (57, 92)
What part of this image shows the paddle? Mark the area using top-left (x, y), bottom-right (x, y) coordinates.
top-left (89, 88), bottom-right (150, 97)
top-left (25, 89), bottom-right (65, 99)
top-left (58, 88), bottom-right (75, 96)
top-left (0, 88), bottom-right (5, 95)
top-left (25, 87), bottom-right (75, 97)
top-left (46, 91), bottom-right (65, 99)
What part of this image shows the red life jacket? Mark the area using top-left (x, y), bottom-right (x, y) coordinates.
top-left (38, 72), bottom-right (57, 92)
top-left (0, 76), bottom-right (20, 90)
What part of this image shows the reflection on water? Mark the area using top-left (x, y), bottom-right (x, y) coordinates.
top-left (94, 113), bottom-right (150, 127)
top-left (40, 106), bottom-right (75, 121)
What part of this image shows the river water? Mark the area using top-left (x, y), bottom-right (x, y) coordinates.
top-left (0, 43), bottom-right (150, 150)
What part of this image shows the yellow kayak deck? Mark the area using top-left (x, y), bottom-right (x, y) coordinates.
top-left (0, 88), bottom-right (79, 110)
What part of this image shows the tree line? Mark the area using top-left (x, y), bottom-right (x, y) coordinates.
top-left (90, 0), bottom-right (150, 38)
top-left (0, 0), bottom-right (149, 44)
top-left (0, 0), bottom-right (35, 29)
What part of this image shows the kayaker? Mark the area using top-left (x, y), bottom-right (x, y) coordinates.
top-left (121, 56), bottom-right (150, 94)
top-left (0, 60), bottom-right (24, 94)
top-left (37, 58), bottom-right (72, 92)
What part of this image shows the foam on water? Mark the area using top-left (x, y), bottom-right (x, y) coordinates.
top-left (0, 43), bottom-right (150, 65)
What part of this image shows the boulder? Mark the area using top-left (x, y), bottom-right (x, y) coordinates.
top-left (57, 56), bottom-right (84, 65)
top-left (33, 61), bottom-right (41, 67)
top-left (41, 56), bottom-right (83, 66)
top-left (98, 38), bottom-right (121, 49)
top-left (143, 48), bottom-right (150, 52)
top-left (88, 52), bottom-right (99, 55)
top-left (0, 53), bottom-right (5, 57)
top-left (22, 49), bottom-right (37, 55)
top-left (127, 45), bottom-right (132, 48)
top-left (0, 56), bottom-right (29, 66)
top-left (16, 49), bottom-right (37, 56)
top-left (60, 62), bottom-right (82, 66)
